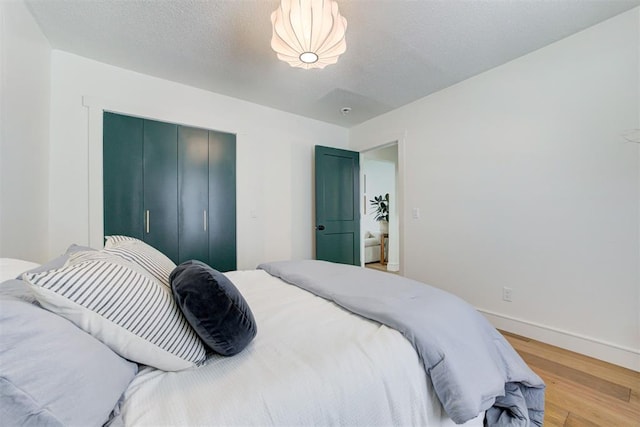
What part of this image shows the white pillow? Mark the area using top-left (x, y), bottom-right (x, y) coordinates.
top-left (23, 259), bottom-right (206, 371)
top-left (104, 236), bottom-right (175, 288)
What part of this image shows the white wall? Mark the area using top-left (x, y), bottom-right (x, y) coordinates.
top-left (0, 0), bottom-right (51, 263)
top-left (48, 51), bottom-right (348, 270)
top-left (350, 9), bottom-right (640, 370)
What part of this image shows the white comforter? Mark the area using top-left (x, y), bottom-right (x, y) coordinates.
top-left (111, 270), bottom-right (483, 426)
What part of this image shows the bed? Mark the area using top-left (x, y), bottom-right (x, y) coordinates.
top-left (0, 237), bottom-right (544, 427)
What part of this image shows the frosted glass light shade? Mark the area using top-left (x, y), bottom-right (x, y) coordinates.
top-left (271, 0), bottom-right (347, 70)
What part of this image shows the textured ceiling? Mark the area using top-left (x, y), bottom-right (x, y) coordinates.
top-left (24, 0), bottom-right (640, 128)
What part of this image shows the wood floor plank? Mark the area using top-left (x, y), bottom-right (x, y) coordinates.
top-left (502, 334), bottom-right (640, 391)
top-left (498, 330), bottom-right (530, 342)
top-left (543, 418), bottom-right (565, 427)
top-left (543, 401), bottom-right (568, 426)
top-left (535, 367), bottom-right (639, 426)
top-left (631, 388), bottom-right (639, 408)
top-left (500, 331), bottom-right (640, 427)
top-left (517, 350), bottom-right (631, 401)
top-left (564, 413), bottom-right (601, 427)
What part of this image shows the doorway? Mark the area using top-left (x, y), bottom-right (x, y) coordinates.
top-left (361, 143), bottom-right (399, 272)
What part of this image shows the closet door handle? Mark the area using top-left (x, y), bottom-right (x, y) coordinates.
top-left (146, 210), bottom-right (150, 234)
top-left (204, 210), bottom-right (207, 231)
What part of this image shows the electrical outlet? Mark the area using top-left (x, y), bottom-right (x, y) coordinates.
top-left (502, 287), bottom-right (512, 302)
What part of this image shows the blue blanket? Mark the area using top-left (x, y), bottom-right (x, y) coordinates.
top-left (258, 260), bottom-right (544, 426)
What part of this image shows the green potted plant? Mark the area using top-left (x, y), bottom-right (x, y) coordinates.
top-left (370, 193), bottom-right (389, 233)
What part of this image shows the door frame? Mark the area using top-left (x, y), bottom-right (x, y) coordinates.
top-left (359, 132), bottom-right (406, 275)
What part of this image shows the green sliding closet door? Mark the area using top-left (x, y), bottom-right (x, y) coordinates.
top-left (178, 126), bottom-right (209, 264)
top-left (208, 131), bottom-right (237, 271)
top-left (143, 120), bottom-right (179, 263)
top-left (103, 113), bottom-right (144, 240)
top-left (104, 112), bottom-right (237, 271)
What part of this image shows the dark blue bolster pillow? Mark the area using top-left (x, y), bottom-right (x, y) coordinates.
top-left (170, 260), bottom-right (257, 356)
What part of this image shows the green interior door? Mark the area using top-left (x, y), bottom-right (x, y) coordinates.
top-left (103, 112), bottom-right (144, 240)
top-left (143, 119), bottom-right (179, 263)
top-left (178, 126), bottom-right (209, 263)
top-left (314, 145), bottom-right (360, 265)
top-left (208, 131), bottom-right (237, 272)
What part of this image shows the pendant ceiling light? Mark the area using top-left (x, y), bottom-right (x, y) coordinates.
top-left (271, 0), bottom-right (347, 70)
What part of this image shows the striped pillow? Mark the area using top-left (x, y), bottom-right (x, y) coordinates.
top-left (23, 259), bottom-right (206, 371)
top-left (67, 249), bottom-right (160, 285)
top-left (104, 236), bottom-right (175, 288)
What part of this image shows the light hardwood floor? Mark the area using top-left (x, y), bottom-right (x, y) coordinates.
top-left (500, 331), bottom-right (640, 427)
top-left (364, 262), bottom-right (398, 274)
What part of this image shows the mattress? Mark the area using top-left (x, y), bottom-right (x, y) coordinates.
top-left (110, 270), bottom-right (483, 426)
top-left (0, 258), bottom-right (39, 282)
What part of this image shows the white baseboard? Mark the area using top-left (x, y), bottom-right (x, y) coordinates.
top-left (386, 262), bottom-right (400, 272)
top-left (479, 308), bottom-right (640, 372)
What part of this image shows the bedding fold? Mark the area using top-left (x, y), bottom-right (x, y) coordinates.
top-left (258, 260), bottom-right (544, 427)
top-left (108, 269), bottom-right (474, 427)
